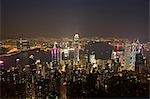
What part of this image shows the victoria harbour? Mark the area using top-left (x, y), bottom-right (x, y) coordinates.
top-left (1, 0), bottom-right (149, 98)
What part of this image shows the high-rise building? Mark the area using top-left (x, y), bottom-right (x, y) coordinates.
top-left (135, 53), bottom-right (144, 73)
top-left (73, 33), bottom-right (80, 64)
top-left (51, 42), bottom-right (60, 65)
top-left (124, 43), bottom-right (132, 70)
top-left (62, 48), bottom-right (69, 60)
top-left (89, 54), bottom-right (96, 64)
top-left (128, 40), bottom-right (143, 71)
top-left (16, 38), bottom-right (30, 51)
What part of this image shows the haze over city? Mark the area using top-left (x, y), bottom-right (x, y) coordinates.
top-left (1, 0), bottom-right (149, 42)
top-left (0, 0), bottom-right (150, 98)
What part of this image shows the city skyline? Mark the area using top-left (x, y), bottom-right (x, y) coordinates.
top-left (1, 0), bottom-right (149, 42)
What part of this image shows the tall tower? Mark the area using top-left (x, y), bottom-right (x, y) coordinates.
top-left (73, 33), bottom-right (80, 64)
top-left (51, 42), bottom-right (59, 65)
top-left (124, 42), bottom-right (131, 70)
top-left (129, 40), bottom-right (141, 71)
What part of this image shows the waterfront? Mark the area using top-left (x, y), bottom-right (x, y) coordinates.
top-left (0, 47), bottom-right (149, 98)
top-left (1, 0), bottom-right (149, 98)
top-left (0, 48), bottom-right (52, 68)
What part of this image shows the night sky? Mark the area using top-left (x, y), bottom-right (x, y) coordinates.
top-left (1, 0), bottom-right (149, 42)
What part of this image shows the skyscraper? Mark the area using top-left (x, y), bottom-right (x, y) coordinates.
top-left (51, 42), bottom-right (59, 65)
top-left (73, 33), bottom-right (80, 65)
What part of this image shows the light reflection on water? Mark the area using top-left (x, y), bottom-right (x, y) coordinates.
top-left (0, 49), bottom-right (52, 68)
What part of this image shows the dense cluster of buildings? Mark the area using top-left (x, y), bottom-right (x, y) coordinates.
top-left (0, 33), bottom-right (149, 98)
top-left (24, 33), bottom-right (148, 74)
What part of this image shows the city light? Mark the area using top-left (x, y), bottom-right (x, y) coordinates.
top-left (1, 0), bottom-right (149, 98)
top-left (0, 60), bottom-right (4, 64)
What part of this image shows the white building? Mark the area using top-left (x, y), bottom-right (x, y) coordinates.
top-left (73, 33), bottom-right (80, 64)
top-left (125, 40), bottom-right (142, 71)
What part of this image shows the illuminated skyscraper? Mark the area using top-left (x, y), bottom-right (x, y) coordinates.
top-left (129, 40), bottom-right (142, 71)
top-left (73, 33), bottom-right (80, 64)
top-left (124, 42), bottom-right (131, 70)
top-left (17, 38), bottom-right (30, 51)
top-left (51, 42), bottom-right (59, 65)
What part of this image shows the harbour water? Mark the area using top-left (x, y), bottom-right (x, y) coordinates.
top-left (0, 48), bottom-right (52, 68)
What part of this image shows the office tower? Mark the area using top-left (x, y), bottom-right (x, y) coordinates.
top-left (124, 43), bottom-right (132, 70)
top-left (129, 40), bottom-right (142, 71)
top-left (73, 33), bottom-right (80, 64)
top-left (51, 42), bottom-right (59, 65)
top-left (17, 38), bottom-right (30, 51)
top-left (135, 53), bottom-right (144, 73)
